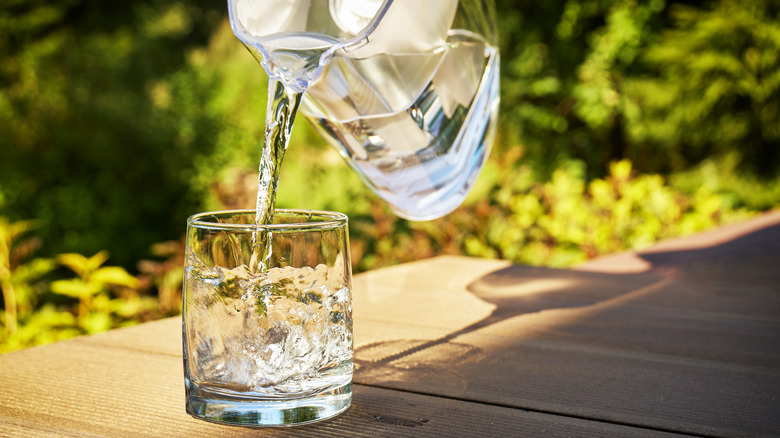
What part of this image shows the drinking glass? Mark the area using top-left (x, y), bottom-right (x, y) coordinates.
top-left (182, 209), bottom-right (353, 426)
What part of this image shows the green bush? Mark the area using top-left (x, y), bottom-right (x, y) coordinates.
top-left (496, 0), bottom-right (780, 177)
top-left (625, 0), bottom-right (780, 176)
top-left (1, 0), bottom-right (779, 352)
top-left (3, 0), bottom-right (779, 273)
top-left (1, 217), bottom-right (174, 353)
top-left (2, 0), bottom-right (778, 273)
top-left (0, 0), bottom-right (226, 267)
top-left (342, 155), bottom-right (757, 272)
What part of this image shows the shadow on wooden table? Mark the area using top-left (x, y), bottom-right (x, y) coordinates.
top-left (355, 266), bottom-right (667, 382)
top-left (353, 215), bottom-right (780, 438)
top-left (355, 266), bottom-right (663, 367)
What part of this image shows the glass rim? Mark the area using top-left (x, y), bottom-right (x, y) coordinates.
top-left (187, 209), bottom-right (348, 232)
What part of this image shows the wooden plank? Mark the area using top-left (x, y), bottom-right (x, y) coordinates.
top-left (2, 211), bottom-right (778, 436)
top-left (350, 212), bottom-right (780, 438)
top-left (0, 320), bottom-right (680, 437)
top-left (352, 256), bottom-right (506, 348)
top-left (356, 300), bottom-right (780, 437)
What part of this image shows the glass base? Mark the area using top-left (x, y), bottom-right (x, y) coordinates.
top-left (186, 383), bottom-right (352, 427)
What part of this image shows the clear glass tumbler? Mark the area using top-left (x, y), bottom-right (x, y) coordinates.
top-left (182, 210), bottom-right (353, 426)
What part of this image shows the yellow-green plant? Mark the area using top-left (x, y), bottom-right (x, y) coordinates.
top-left (466, 159), bottom-right (755, 267)
top-left (137, 240), bottom-right (184, 315)
top-left (51, 251), bottom-right (139, 333)
top-left (0, 218), bottom-right (55, 335)
top-left (345, 157), bottom-right (759, 272)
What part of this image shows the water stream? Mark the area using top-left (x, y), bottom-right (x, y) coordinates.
top-left (249, 78), bottom-right (303, 272)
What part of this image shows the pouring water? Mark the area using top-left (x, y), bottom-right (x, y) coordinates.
top-left (227, 0), bottom-right (499, 232)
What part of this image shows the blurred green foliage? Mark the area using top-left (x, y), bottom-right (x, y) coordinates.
top-left (1, 0), bottom-right (779, 352)
top-left (1, 217), bottom-right (175, 352)
top-left (51, 250), bottom-right (140, 332)
top-left (1, 218), bottom-right (56, 336)
top-left (0, 0), bottom-right (226, 267)
top-left (496, 0), bottom-right (779, 178)
top-left (340, 155), bottom-right (761, 272)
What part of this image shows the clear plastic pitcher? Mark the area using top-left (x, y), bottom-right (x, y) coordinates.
top-left (228, 0), bottom-right (499, 220)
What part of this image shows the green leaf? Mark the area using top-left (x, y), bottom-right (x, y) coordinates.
top-left (9, 258), bottom-right (56, 285)
top-left (110, 296), bottom-right (158, 318)
top-left (2, 219), bottom-right (39, 245)
top-left (91, 266), bottom-right (139, 288)
top-left (57, 253), bottom-right (90, 277)
top-left (50, 279), bottom-right (97, 298)
top-left (86, 251), bottom-right (111, 273)
top-left (610, 160), bottom-right (633, 182)
top-left (82, 312), bottom-right (112, 334)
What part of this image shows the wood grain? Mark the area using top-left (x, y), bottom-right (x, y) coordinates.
top-left (2, 210), bottom-right (779, 437)
top-left (0, 318), bottom-right (676, 437)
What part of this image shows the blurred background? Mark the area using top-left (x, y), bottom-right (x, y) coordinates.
top-left (1, 0), bottom-right (778, 352)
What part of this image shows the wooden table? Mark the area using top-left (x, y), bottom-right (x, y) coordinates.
top-left (2, 211), bottom-right (779, 437)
